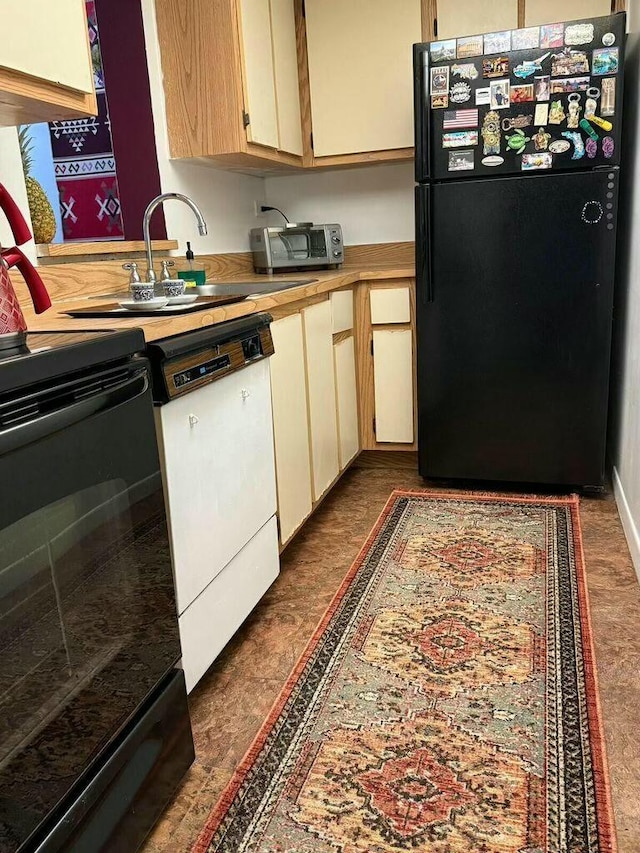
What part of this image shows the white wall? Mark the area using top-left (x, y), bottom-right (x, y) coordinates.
top-left (264, 162), bottom-right (415, 245)
top-left (612, 3), bottom-right (640, 581)
top-left (141, 0), bottom-right (265, 255)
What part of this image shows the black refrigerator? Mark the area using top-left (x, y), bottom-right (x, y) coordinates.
top-left (414, 12), bottom-right (625, 488)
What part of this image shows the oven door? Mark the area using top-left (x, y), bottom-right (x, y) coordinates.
top-left (0, 360), bottom-right (182, 853)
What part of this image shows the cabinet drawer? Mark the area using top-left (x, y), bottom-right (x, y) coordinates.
top-left (370, 288), bottom-right (411, 325)
top-left (156, 359), bottom-right (277, 614)
top-left (331, 289), bottom-right (354, 333)
top-left (179, 516), bottom-right (279, 692)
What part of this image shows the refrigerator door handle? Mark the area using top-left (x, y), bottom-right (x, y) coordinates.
top-left (416, 186), bottom-right (433, 304)
top-left (414, 44), bottom-right (430, 183)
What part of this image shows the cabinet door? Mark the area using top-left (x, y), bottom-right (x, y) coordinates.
top-left (305, 0), bottom-right (421, 156)
top-left (435, 0), bottom-right (518, 40)
top-left (302, 300), bottom-right (340, 498)
top-left (240, 0), bottom-right (279, 148)
top-left (334, 337), bottom-right (360, 469)
top-left (524, 0), bottom-right (610, 26)
top-left (270, 314), bottom-right (313, 544)
top-left (373, 329), bottom-right (414, 443)
top-left (270, 0), bottom-right (303, 155)
top-left (1, 0), bottom-right (93, 93)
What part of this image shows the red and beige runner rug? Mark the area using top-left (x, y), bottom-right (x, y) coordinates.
top-left (194, 491), bottom-right (615, 853)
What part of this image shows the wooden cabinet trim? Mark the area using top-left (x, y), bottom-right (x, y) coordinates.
top-left (0, 65), bottom-right (96, 126)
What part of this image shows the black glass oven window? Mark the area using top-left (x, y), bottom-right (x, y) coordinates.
top-left (0, 381), bottom-right (180, 852)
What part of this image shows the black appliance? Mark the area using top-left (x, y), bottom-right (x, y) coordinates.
top-left (0, 330), bottom-right (194, 852)
top-left (414, 13), bottom-right (625, 487)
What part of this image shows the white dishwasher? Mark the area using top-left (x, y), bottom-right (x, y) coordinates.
top-left (147, 314), bottom-right (279, 692)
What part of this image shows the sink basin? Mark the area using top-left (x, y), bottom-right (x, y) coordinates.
top-left (194, 279), bottom-right (316, 298)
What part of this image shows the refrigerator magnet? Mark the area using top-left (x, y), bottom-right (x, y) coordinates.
top-left (564, 23), bottom-right (594, 45)
top-left (490, 79), bottom-right (510, 110)
top-left (567, 95), bottom-right (582, 129)
top-left (457, 35), bottom-right (484, 59)
top-left (442, 130), bottom-right (479, 148)
top-left (483, 56), bottom-right (509, 78)
top-left (513, 54), bottom-right (551, 79)
top-left (603, 136), bottom-right (615, 158)
top-left (475, 87), bottom-right (491, 106)
top-left (550, 76), bottom-right (590, 94)
top-left (561, 131), bottom-right (586, 159)
top-left (482, 155), bottom-right (504, 167)
top-left (540, 23), bottom-right (564, 49)
top-left (511, 84), bottom-right (534, 104)
top-left (551, 48), bottom-right (590, 77)
top-left (534, 75), bottom-right (550, 101)
top-left (602, 32), bottom-right (616, 47)
top-left (592, 48), bottom-right (619, 76)
top-left (447, 150), bottom-right (475, 171)
top-left (522, 152), bottom-right (552, 170)
top-left (586, 138), bottom-right (598, 159)
top-left (431, 94), bottom-right (449, 109)
top-left (506, 130), bottom-right (531, 154)
top-left (534, 103), bottom-right (549, 125)
top-left (481, 111), bottom-right (501, 155)
top-left (511, 27), bottom-right (540, 50)
top-left (548, 139), bottom-right (571, 154)
top-left (548, 100), bottom-right (566, 124)
top-left (483, 31), bottom-right (511, 54)
top-left (502, 113), bottom-right (533, 131)
top-left (430, 66), bottom-right (449, 96)
top-left (450, 82), bottom-right (472, 104)
top-left (533, 127), bottom-right (551, 151)
top-left (451, 63), bottom-right (478, 80)
top-left (430, 40), bottom-right (456, 63)
top-left (443, 109), bottom-right (479, 129)
top-left (601, 78), bottom-right (616, 116)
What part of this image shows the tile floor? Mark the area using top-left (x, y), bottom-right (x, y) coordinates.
top-left (143, 455), bottom-right (640, 853)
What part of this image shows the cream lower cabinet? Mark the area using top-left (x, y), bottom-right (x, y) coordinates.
top-left (334, 336), bottom-right (359, 468)
top-left (269, 313), bottom-right (313, 544)
top-left (364, 283), bottom-right (416, 447)
top-left (302, 300), bottom-right (340, 500)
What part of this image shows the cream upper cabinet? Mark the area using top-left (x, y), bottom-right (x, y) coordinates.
top-left (435, 0), bottom-right (518, 39)
top-left (240, 0), bottom-right (280, 148)
top-left (305, 0), bottom-right (422, 157)
top-left (270, 0), bottom-right (303, 156)
top-left (0, 0), bottom-right (93, 93)
top-left (0, 0), bottom-right (95, 126)
top-left (239, 0), bottom-right (303, 154)
top-left (302, 300), bottom-right (340, 499)
top-left (524, 0), bottom-right (611, 26)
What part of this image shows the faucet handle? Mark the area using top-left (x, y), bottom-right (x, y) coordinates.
top-left (122, 262), bottom-right (141, 284)
top-left (160, 259), bottom-right (175, 281)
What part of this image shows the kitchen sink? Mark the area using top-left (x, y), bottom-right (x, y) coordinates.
top-left (194, 279), bottom-right (316, 298)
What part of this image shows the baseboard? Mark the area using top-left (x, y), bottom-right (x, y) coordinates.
top-left (612, 466), bottom-right (640, 585)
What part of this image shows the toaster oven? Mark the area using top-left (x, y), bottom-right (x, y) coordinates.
top-left (250, 223), bottom-right (343, 274)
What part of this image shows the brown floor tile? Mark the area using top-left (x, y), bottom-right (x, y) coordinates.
top-left (142, 458), bottom-right (640, 853)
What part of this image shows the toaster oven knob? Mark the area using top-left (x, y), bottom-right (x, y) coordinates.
top-left (331, 236), bottom-right (340, 244)
top-left (333, 250), bottom-right (342, 258)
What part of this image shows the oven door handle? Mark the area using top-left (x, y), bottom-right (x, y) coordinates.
top-left (0, 370), bottom-right (149, 455)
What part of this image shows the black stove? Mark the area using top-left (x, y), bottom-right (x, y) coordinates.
top-left (0, 327), bottom-right (194, 852)
top-left (0, 329), bottom-right (146, 396)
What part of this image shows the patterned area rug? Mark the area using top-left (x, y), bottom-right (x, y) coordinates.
top-left (194, 491), bottom-right (616, 853)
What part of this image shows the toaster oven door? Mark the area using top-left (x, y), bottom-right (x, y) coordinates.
top-left (269, 229), bottom-right (327, 265)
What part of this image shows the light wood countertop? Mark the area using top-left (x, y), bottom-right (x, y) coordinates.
top-left (23, 264), bottom-right (415, 343)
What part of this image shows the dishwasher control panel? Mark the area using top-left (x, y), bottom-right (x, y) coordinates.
top-left (160, 326), bottom-right (274, 400)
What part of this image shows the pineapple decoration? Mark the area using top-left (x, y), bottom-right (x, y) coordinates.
top-left (18, 126), bottom-right (57, 244)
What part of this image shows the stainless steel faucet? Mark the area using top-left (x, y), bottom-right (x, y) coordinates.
top-left (143, 192), bottom-right (208, 283)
